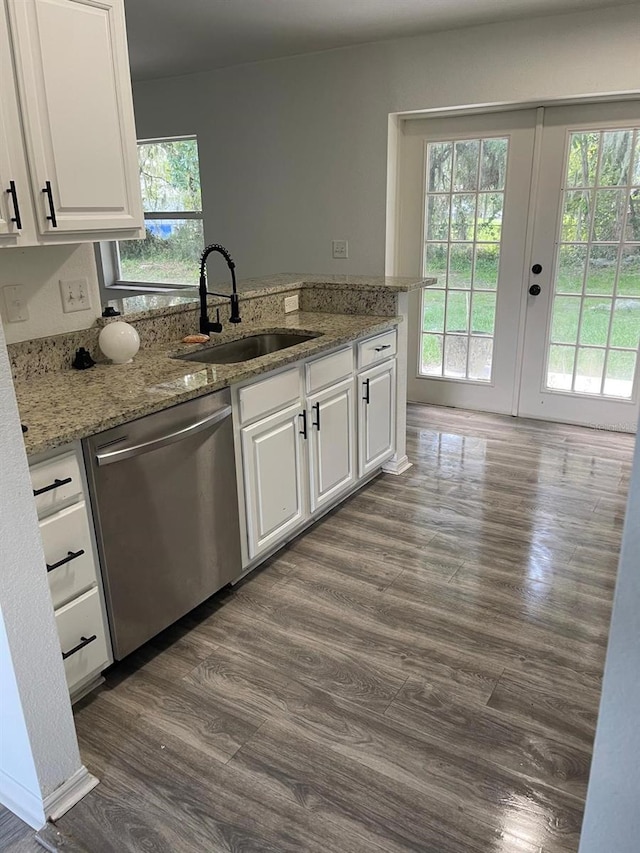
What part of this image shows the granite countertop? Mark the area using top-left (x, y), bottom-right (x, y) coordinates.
top-left (104, 273), bottom-right (433, 323)
top-left (17, 311), bottom-right (400, 457)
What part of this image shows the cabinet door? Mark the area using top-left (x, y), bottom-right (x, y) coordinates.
top-left (7, 0), bottom-right (143, 236)
top-left (0, 2), bottom-right (35, 244)
top-left (241, 402), bottom-right (307, 560)
top-left (359, 359), bottom-right (397, 477)
top-left (308, 378), bottom-right (356, 513)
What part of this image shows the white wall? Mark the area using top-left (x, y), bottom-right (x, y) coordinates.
top-left (0, 244), bottom-right (101, 344)
top-left (132, 5), bottom-right (640, 280)
top-left (0, 322), bottom-right (83, 827)
top-left (578, 420), bottom-right (640, 853)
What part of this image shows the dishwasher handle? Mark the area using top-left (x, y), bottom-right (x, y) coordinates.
top-left (95, 405), bottom-right (232, 466)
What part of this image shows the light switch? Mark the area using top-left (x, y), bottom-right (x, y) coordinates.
top-left (3, 284), bottom-right (29, 323)
top-left (60, 278), bottom-right (90, 313)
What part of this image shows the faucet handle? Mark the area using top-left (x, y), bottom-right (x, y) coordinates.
top-left (211, 308), bottom-right (223, 334)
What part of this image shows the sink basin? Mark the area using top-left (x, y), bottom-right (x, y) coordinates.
top-left (174, 332), bottom-right (321, 365)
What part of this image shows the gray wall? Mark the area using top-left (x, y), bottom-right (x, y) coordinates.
top-left (132, 5), bottom-right (640, 279)
top-left (578, 422), bottom-right (640, 853)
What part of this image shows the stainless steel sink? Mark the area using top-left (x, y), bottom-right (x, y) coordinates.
top-left (174, 332), bottom-right (321, 365)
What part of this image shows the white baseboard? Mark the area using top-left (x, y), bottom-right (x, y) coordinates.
top-left (44, 765), bottom-right (98, 822)
top-left (0, 768), bottom-right (45, 830)
top-left (382, 455), bottom-right (412, 475)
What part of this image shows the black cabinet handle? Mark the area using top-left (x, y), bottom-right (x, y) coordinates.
top-left (33, 476), bottom-right (72, 497)
top-left (374, 344), bottom-right (392, 352)
top-left (42, 180), bottom-right (57, 227)
top-left (62, 635), bottom-right (96, 661)
top-left (363, 378), bottom-right (370, 404)
top-left (6, 181), bottom-right (22, 230)
top-left (299, 410), bottom-right (307, 439)
top-left (312, 402), bottom-right (321, 431)
top-left (46, 549), bottom-right (85, 573)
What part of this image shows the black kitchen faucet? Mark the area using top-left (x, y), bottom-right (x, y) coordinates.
top-left (198, 243), bottom-right (242, 334)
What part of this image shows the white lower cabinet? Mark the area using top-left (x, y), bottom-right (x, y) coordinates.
top-left (235, 331), bottom-right (397, 565)
top-left (308, 377), bottom-right (356, 512)
top-left (29, 444), bottom-right (112, 700)
top-left (358, 359), bottom-right (397, 477)
top-left (241, 403), bottom-right (306, 559)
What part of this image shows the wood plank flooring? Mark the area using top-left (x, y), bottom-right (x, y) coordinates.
top-left (51, 405), bottom-right (633, 852)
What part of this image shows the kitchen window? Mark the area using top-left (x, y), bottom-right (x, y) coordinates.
top-left (97, 136), bottom-right (204, 291)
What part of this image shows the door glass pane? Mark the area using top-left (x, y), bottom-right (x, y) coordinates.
top-left (421, 333), bottom-right (444, 375)
top-left (575, 348), bottom-right (605, 394)
top-left (453, 140), bottom-right (480, 191)
top-left (423, 290), bottom-right (445, 332)
top-left (586, 246), bottom-right (619, 294)
top-left (451, 194), bottom-right (476, 240)
top-left (480, 138), bottom-right (508, 190)
top-left (556, 245), bottom-right (587, 294)
top-left (448, 244), bottom-right (473, 288)
top-left (422, 135), bottom-right (509, 383)
top-left (444, 335), bottom-right (468, 377)
top-left (428, 142), bottom-right (453, 192)
top-left (562, 191), bottom-right (592, 242)
top-left (598, 130), bottom-right (633, 186)
top-left (471, 292), bottom-right (496, 335)
top-left (551, 296), bottom-right (581, 343)
top-left (604, 350), bottom-right (637, 397)
top-left (474, 245), bottom-right (500, 290)
top-left (547, 345), bottom-right (575, 390)
top-left (545, 125), bottom-right (640, 400)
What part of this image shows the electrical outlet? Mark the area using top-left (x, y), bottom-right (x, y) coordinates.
top-left (2, 285), bottom-right (29, 323)
top-left (59, 278), bottom-right (90, 313)
top-left (332, 239), bottom-right (348, 260)
top-left (284, 294), bottom-right (299, 313)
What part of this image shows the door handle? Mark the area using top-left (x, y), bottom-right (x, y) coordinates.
top-left (42, 180), bottom-right (58, 227)
top-left (6, 181), bottom-right (22, 230)
top-left (312, 402), bottom-right (321, 431)
top-left (363, 378), bottom-right (370, 404)
top-left (95, 405), bottom-right (232, 465)
top-left (529, 284), bottom-right (541, 296)
top-left (299, 410), bottom-right (308, 439)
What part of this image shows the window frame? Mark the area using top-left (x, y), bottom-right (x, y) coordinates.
top-left (96, 134), bottom-right (204, 298)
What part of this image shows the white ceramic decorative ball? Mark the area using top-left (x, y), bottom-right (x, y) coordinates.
top-left (99, 321), bottom-right (140, 364)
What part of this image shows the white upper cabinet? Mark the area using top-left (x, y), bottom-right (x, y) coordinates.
top-left (1, 0), bottom-right (143, 245)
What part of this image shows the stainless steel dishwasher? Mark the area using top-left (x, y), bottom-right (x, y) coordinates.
top-left (83, 390), bottom-right (242, 659)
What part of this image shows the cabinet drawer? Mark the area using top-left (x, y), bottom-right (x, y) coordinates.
top-left (40, 501), bottom-right (97, 609)
top-left (55, 587), bottom-right (110, 694)
top-left (357, 330), bottom-right (397, 369)
top-left (306, 347), bottom-right (354, 394)
top-left (239, 367), bottom-right (300, 424)
top-left (30, 451), bottom-right (82, 518)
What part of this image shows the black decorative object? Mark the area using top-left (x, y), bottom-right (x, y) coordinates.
top-left (102, 305), bottom-right (121, 317)
top-left (72, 347), bottom-right (95, 370)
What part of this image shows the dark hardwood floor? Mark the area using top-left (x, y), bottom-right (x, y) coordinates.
top-left (50, 404), bottom-right (633, 852)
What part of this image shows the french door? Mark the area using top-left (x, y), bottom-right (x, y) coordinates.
top-left (400, 101), bottom-right (640, 432)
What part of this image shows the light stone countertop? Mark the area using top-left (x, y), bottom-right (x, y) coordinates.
top-left (17, 311), bottom-right (401, 457)
top-left (103, 273), bottom-right (434, 323)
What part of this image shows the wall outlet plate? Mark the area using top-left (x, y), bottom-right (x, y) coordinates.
top-left (60, 278), bottom-right (90, 313)
top-left (332, 239), bottom-right (348, 259)
top-left (284, 294), bottom-right (299, 313)
top-left (2, 284), bottom-right (29, 323)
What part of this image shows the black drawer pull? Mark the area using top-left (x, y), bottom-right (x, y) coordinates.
top-left (299, 409), bottom-right (308, 439)
top-left (42, 180), bottom-right (58, 227)
top-left (363, 378), bottom-right (370, 404)
top-left (46, 549), bottom-right (85, 573)
top-left (374, 344), bottom-right (392, 352)
top-left (6, 180), bottom-right (22, 230)
top-left (62, 634), bottom-right (97, 661)
top-left (312, 402), bottom-right (321, 431)
top-left (33, 476), bottom-right (72, 497)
